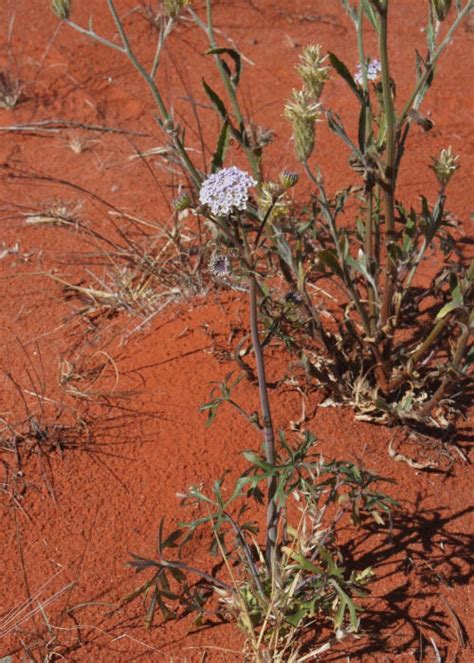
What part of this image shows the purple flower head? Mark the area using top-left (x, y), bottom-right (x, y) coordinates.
top-left (208, 252), bottom-right (231, 278)
top-left (199, 166), bottom-right (256, 217)
top-left (354, 58), bottom-right (381, 85)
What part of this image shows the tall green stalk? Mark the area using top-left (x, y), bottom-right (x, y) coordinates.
top-left (357, 2), bottom-right (377, 335)
top-left (64, 0), bottom-right (202, 189)
top-left (204, 0), bottom-right (261, 182)
top-left (378, 2), bottom-right (397, 333)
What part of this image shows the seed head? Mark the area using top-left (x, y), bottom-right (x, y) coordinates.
top-left (199, 167), bottom-right (256, 217)
top-left (354, 58), bottom-right (381, 86)
top-left (284, 90), bottom-right (321, 162)
top-left (430, 146), bottom-right (460, 186)
top-left (51, 0), bottom-right (71, 19)
top-left (431, 0), bottom-right (452, 22)
top-left (296, 45), bottom-right (330, 99)
top-left (164, 0), bottom-right (191, 18)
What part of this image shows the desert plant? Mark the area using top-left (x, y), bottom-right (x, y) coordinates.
top-left (123, 166), bottom-right (396, 658)
top-left (0, 12), bottom-right (22, 110)
top-left (275, 0), bottom-right (473, 424)
top-left (51, 0), bottom-right (473, 426)
top-left (127, 439), bottom-right (394, 660)
top-left (46, 2), bottom-right (406, 656)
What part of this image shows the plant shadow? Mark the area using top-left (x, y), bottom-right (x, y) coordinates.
top-left (316, 497), bottom-right (473, 660)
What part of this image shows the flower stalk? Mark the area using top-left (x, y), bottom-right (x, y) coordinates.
top-left (248, 272), bottom-right (279, 570)
top-left (378, 3), bottom-right (397, 336)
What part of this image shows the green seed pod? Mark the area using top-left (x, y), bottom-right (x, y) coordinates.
top-left (51, 0), bottom-right (71, 20)
top-left (431, 0), bottom-right (452, 21)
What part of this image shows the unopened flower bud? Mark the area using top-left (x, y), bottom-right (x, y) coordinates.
top-left (430, 146), bottom-right (460, 186)
top-left (258, 182), bottom-right (288, 220)
top-left (280, 170), bottom-right (299, 188)
top-left (431, 0), bottom-right (452, 22)
top-left (173, 191), bottom-right (192, 211)
top-left (51, 0), bottom-right (71, 19)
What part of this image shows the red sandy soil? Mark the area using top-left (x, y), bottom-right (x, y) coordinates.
top-left (0, 1), bottom-right (473, 661)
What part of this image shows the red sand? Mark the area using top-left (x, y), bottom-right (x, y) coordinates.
top-left (1, 1), bottom-right (473, 661)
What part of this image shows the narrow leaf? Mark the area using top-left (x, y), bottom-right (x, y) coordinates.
top-left (206, 47), bottom-right (242, 87)
top-left (202, 78), bottom-right (229, 121)
top-left (436, 299), bottom-right (461, 321)
top-left (211, 120), bottom-right (230, 172)
top-left (329, 52), bottom-right (363, 101)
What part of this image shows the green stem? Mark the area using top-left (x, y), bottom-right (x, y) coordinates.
top-left (67, 2), bottom-right (202, 190)
top-left (150, 17), bottom-right (174, 79)
top-left (403, 190), bottom-right (446, 292)
top-left (304, 163), bottom-right (372, 336)
top-left (107, 0), bottom-right (202, 188)
top-left (408, 315), bottom-right (450, 369)
top-left (418, 319), bottom-right (470, 417)
top-left (378, 3), bottom-right (397, 331)
top-left (304, 162), bottom-right (390, 385)
top-left (202, 0), bottom-right (261, 182)
top-left (397, 1), bottom-right (474, 132)
top-left (248, 273), bottom-right (279, 571)
top-left (357, 2), bottom-right (377, 334)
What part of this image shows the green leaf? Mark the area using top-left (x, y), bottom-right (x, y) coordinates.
top-left (327, 110), bottom-right (365, 163)
top-left (161, 527), bottom-right (182, 551)
top-left (145, 594), bottom-right (159, 629)
top-left (206, 47), bottom-right (242, 87)
top-left (211, 120), bottom-right (230, 172)
top-left (330, 580), bottom-right (360, 631)
top-left (242, 451), bottom-right (274, 471)
top-left (426, 8), bottom-right (436, 56)
top-left (435, 299), bottom-right (462, 321)
top-left (328, 52), bottom-right (363, 101)
top-left (361, 0), bottom-right (380, 32)
top-left (282, 547), bottom-right (324, 574)
top-left (358, 96), bottom-right (368, 153)
top-left (317, 249), bottom-right (343, 278)
top-left (346, 254), bottom-right (378, 293)
top-left (202, 78), bottom-right (229, 121)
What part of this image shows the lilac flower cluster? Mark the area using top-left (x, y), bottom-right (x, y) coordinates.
top-left (208, 252), bottom-right (231, 278)
top-left (199, 166), bottom-right (256, 217)
top-left (354, 58), bottom-right (381, 85)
